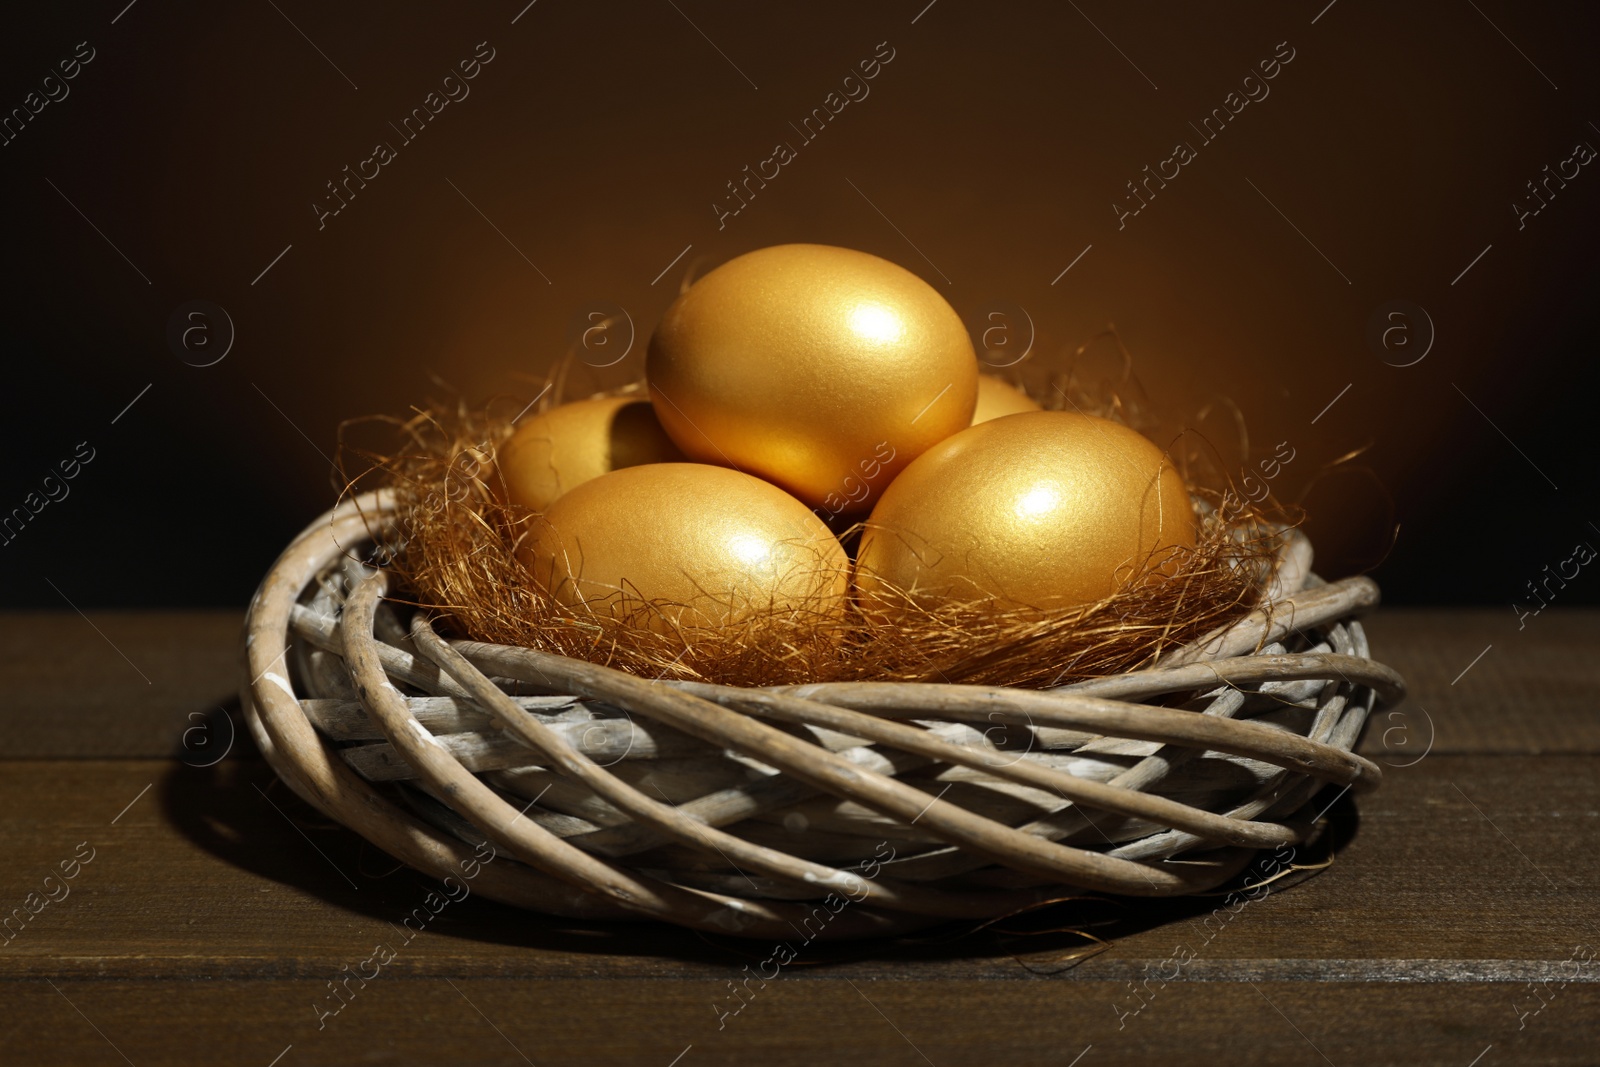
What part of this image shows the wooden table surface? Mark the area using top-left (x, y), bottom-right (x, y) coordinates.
top-left (1, 608), bottom-right (1596, 1066)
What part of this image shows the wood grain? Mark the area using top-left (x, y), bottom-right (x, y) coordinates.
top-left (0, 610), bottom-right (240, 758)
top-left (2, 753), bottom-right (1594, 983)
top-left (5, 608), bottom-right (1597, 760)
top-left (5, 977), bottom-right (1598, 1067)
top-left (1359, 608), bottom-right (1600, 754)
top-left (2, 609), bottom-right (1597, 1064)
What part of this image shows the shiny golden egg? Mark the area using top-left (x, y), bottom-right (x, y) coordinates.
top-left (497, 395), bottom-right (683, 512)
top-left (855, 411), bottom-right (1196, 612)
top-left (971, 375), bottom-right (1042, 424)
top-left (521, 463), bottom-right (850, 631)
top-left (647, 244), bottom-right (978, 514)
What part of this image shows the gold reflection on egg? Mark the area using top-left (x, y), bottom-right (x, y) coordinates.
top-left (647, 244), bottom-right (978, 513)
top-left (497, 396), bottom-right (683, 512)
top-left (855, 411), bottom-right (1196, 613)
top-left (522, 463), bottom-right (849, 631)
top-left (971, 375), bottom-right (1042, 424)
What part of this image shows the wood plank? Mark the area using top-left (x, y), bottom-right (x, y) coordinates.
top-left (2, 751), bottom-right (1597, 1062)
top-left (0, 754), bottom-right (1594, 980)
top-left (2, 977), bottom-right (1595, 1066)
top-left (0, 610), bottom-right (239, 759)
top-left (3, 608), bottom-right (1597, 759)
top-left (1359, 608), bottom-right (1600, 755)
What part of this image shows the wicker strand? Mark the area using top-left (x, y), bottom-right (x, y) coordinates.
top-left (406, 609), bottom-right (1062, 919)
top-left (340, 569), bottom-right (943, 936)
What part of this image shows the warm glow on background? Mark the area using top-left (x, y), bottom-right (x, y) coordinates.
top-left (0, 2), bottom-right (1593, 609)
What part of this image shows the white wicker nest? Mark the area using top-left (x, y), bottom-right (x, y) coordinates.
top-left (241, 490), bottom-right (1401, 940)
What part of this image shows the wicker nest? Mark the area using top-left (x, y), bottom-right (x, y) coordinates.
top-left (241, 490), bottom-right (1402, 941)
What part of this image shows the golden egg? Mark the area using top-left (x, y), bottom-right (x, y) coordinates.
top-left (855, 411), bottom-right (1196, 612)
top-left (647, 244), bottom-right (978, 514)
top-left (521, 463), bottom-right (849, 631)
top-left (497, 396), bottom-right (683, 512)
top-left (971, 375), bottom-right (1042, 424)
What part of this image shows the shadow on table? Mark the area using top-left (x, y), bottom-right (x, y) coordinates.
top-left (160, 702), bottom-right (1364, 971)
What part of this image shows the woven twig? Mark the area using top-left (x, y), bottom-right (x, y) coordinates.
top-left (241, 491), bottom-right (1398, 939)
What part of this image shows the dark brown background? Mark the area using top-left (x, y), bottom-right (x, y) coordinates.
top-left (1, 0), bottom-right (1594, 612)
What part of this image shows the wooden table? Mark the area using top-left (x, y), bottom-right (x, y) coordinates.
top-left (2, 609), bottom-right (1596, 1065)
